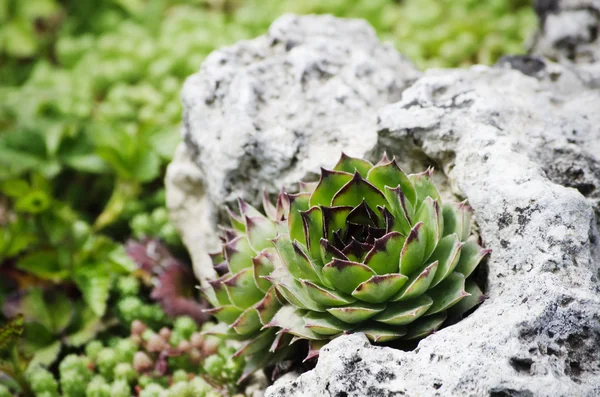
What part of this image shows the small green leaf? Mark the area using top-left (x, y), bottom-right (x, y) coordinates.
top-left (374, 295), bottom-right (433, 325)
top-left (224, 268), bottom-right (265, 309)
top-left (322, 259), bottom-right (376, 294)
top-left (454, 240), bottom-right (490, 278)
top-left (303, 312), bottom-right (350, 336)
top-left (383, 186), bottom-right (413, 235)
top-left (0, 315), bottom-right (24, 351)
top-left (326, 301), bottom-right (385, 324)
top-left (231, 307), bottom-right (261, 335)
top-left (352, 273), bottom-right (408, 303)
top-left (392, 261), bottom-right (438, 302)
top-left (426, 272), bottom-right (469, 315)
top-left (428, 234), bottom-right (463, 288)
top-left (16, 251), bottom-right (68, 282)
top-left (408, 168), bottom-right (440, 209)
top-left (415, 197), bottom-right (443, 260)
top-left (287, 193), bottom-right (311, 244)
top-left (254, 287), bottom-right (282, 325)
top-left (442, 201), bottom-right (472, 241)
top-left (310, 169), bottom-right (353, 207)
top-left (300, 279), bottom-right (356, 307)
top-left (224, 236), bottom-right (256, 273)
top-left (332, 172), bottom-right (387, 214)
top-left (245, 216), bottom-right (277, 251)
top-left (205, 305), bottom-right (243, 324)
top-left (355, 324), bottom-right (406, 343)
top-left (399, 222), bottom-right (427, 276)
top-left (269, 268), bottom-right (325, 312)
top-left (404, 312), bottom-right (447, 340)
top-left (234, 329), bottom-right (278, 358)
top-left (363, 232), bottom-right (406, 274)
top-left (333, 153), bottom-right (373, 176)
top-left (252, 249), bottom-right (276, 293)
top-left (321, 206), bottom-right (352, 241)
top-left (301, 206), bottom-right (324, 263)
top-left (366, 158), bottom-right (416, 205)
top-left (74, 264), bottom-right (112, 317)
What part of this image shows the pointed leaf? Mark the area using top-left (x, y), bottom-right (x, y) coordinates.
top-left (272, 235), bottom-right (307, 279)
top-left (265, 306), bottom-right (323, 341)
top-left (327, 301), bottom-right (385, 324)
top-left (292, 240), bottom-right (323, 284)
top-left (404, 312), bottom-right (447, 340)
top-left (299, 181), bottom-right (319, 193)
top-left (268, 268), bottom-right (325, 312)
top-left (392, 261), bottom-right (438, 302)
top-left (448, 280), bottom-right (485, 319)
top-left (301, 206), bottom-right (324, 264)
top-left (224, 268), bottom-right (265, 309)
top-left (399, 222), bottom-right (427, 276)
top-left (305, 339), bottom-right (328, 362)
top-left (374, 295), bottom-right (433, 325)
top-left (454, 240), bottom-right (490, 278)
top-left (333, 153), bottom-right (373, 175)
top-left (366, 158), bottom-right (416, 205)
top-left (321, 206), bottom-right (352, 241)
top-left (304, 312), bottom-right (351, 336)
top-left (263, 191), bottom-right (278, 221)
top-left (231, 307), bottom-right (261, 335)
top-left (322, 259), bottom-right (376, 294)
top-left (253, 249), bottom-right (276, 292)
top-left (245, 216), bottom-right (278, 251)
top-left (332, 172), bottom-right (387, 214)
top-left (234, 328), bottom-right (277, 358)
top-left (426, 272), bottom-right (469, 315)
top-left (255, 287), bottom-right (282, 325)
top-left (225, 236), bottom-right (256, 273)
top-left (415, 197), bottom-right (443, 260)
top-left (300, 279), bottom-right (355, 306)
top-left (363, 232), bottom-right (406, 274)
top-left (408, 168), bottom-right (440, 210)
top-left (204, 305), bottom-right (243, 324)
top-left (442, 201), bottom-right (473, 241)
top-left (310, 169), bottom-right (353, 207)
top-left (428, 234), bottom-right (462, 288)
top-left (383, 186), bottom-right (413, 235)
top-left (226, 207), bottom-right (246, 232)
top-left (201, 322), bottom-right (248, 341)
top-left (356, 324), bottom-right (407, 343)
top-left (287, 193), bottom-right (311, 244)
top-left (319, 238), bottom-right (348, 266)
top-left (238, 198), bottom-right (263, 218)
top-left (352, 273), bottom-right (408, 303)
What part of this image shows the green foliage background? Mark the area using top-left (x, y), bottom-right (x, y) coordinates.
top-left (0, 0), bottom-right (536, 394)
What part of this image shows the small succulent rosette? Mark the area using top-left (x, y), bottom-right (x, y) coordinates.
top-left (202, 153), bottom-right (490, 376)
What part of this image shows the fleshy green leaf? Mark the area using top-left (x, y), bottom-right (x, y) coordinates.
top-left (404, 312), bottom-right (447, 340)
top-left (415, 197), bottom-right (443, 260)
top-left (321, 206), bottom-right (352, 241)
top-left (231, 307), bottom-right (262, 335)
top-left (252, 249), bottom-right (276, 293)
top-left (224, 236), bottom-right (256, 273)
top-left (310, 169), bottom-right (353, 207)
top-left (322, 259), bottom-right (376, 294)
top-left (73, 264), bottom-right (112, 317)
top-left (355, 324), bottom-right (406, 343)
top-left (245, 216), bottom-right (277, 251)
top-left (363, 232), bottom-right (406, 274)
top-left (224, 268), bottom-right (265, 309)
top-left (301, 206), bottom-right (324, 265)
top-left (399, 222), bottom-right (427, 276)
top-left (326, 301), bottom-right (385, 324)
top-left (287, 193), bottom-right (311, 244)
top-left (408, 168), bottom-right (440, 209)
top-left (392, 260), bottom-right (438, 302)
top-left (366, 158), bottom-right (416, 205)
top-left (454, 240), bottom-right (490, 278)
top-left (300, 279), bottom-right (355, 307)
top-left (426, 272), bottom-right (469, 315)
top-left (303, 312), bottom-right (350, 336)
top-left (383, 186), bottom-right (413, 235)
top-left (442, 201), bottom-right (473, 241)
top-left (448, 280), bottom-right (485, 319)
top-left (374, 295), bottom-right (433, 325)
top-left (332, 172), bottom-right (387, 214)
top-left (205, 305), bottom-right (244, 324)
top-left (333, 153), bottom-right (373, 176)
top-left (428, 234), bottom-right (462, 288)
top-left (352, 273), bottom-right (408, 303)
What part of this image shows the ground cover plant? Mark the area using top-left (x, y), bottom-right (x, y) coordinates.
top-left (1, 0), bottom-right (529, 395)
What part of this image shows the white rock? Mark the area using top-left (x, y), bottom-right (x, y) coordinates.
top-left (166, 14), bottom-right (419, 279)
top-left (166, 14), bottom-right (600, 397)
top-left (267, 58), bottom-right (600, 397)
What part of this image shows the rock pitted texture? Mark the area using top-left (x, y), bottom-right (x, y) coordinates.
top-left (532, 0), bottom-right (600, 64)
top-left (166, 14), bottom-right (600, 397)
top-left (267, 56), bottom-right (600, 397)
top-left (166, 14), bottom-right (419, 277)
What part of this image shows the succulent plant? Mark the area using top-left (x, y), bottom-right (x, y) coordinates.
top-left (203, 153), bottom-right (490, 373)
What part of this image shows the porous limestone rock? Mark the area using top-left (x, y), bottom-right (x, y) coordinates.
top-left (166, 13), bottom-right (600, 397)
top-left (532, 0), bottom-right (600, 64)
top-left (266, 56), bottom-right (600, 397)
top-left (165, 14), bottom-right (419, 278)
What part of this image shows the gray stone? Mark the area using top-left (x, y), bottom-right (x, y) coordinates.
top-left (266, 60), bottom-right (600, 396)
top-left (166, 14), bottom-right (419, 278)
top-left (532, 0), bottom-right (600, 64)
top-left (166, 14), bottom-right (600, 397)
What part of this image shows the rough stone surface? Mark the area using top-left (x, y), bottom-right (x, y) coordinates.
top-left (266, 56), bottom-right (600, 397)
top-left (166, 14), bottom-right (419, 278)
top-left (166, 14), bottom-right (600, 397)
top-left (532, 0), bottom-right (600, 64)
